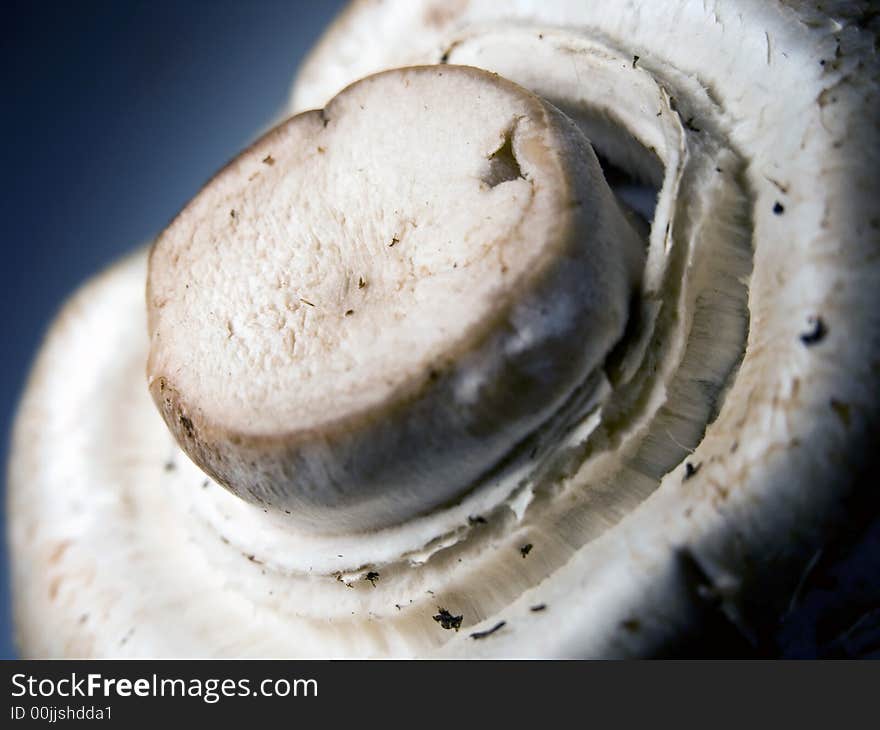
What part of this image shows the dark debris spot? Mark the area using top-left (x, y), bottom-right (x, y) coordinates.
top-left (632, 54), bottom-right (640, 68)
top-left (800, 316), bottom-right (827, 346)
top-left (773, 201), bottom-right (785, 215)
top-left (470, 621), bottom-right (506, 640)
top-left (164, 461), bottom-right (176, 472)
top-left (179, 414), bottom-right (194, 438)
top-left (684, 117), bottom-right (701, 132)
top-left (530, 604), bottom-right (547, 613)
top-left (344, 309), bottom-right (354, 316)
top-left (389, 236), bottom-right (399, 247)
top-left (684, 461), bottom-right (702, 481)
top-left (520, 543), bottom-right (533, 558)
top-left (262, 154), bottom-right (275, 166)
top-left (365, 571), bottom-right (380, 586)
top-left (468, 515), bottom-right (487, 525)
top-left (433, 608), bottom-right (463, 631)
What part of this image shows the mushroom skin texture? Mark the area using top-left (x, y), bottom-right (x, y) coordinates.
top-left (7, 0), bottom-right (880, 657)
top-left (147, 66), bottom-right (644, 533)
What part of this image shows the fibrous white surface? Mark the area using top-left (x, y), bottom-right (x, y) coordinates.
top-left (8, 0), bottom-right (879, 657)
top-left (148, 66), bottom-right (643, 532)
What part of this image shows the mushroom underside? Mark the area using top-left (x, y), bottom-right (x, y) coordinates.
top-left (8, 0), bottom-right (880, 657)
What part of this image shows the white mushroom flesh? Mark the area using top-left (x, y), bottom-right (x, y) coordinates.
top-left (8, 0), bottom-right (879, 657)
top-left (147, 66), bottom-right (644, 533)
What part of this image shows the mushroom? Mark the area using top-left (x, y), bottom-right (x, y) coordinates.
top-left (8, 0), bottom-right (879, 657)
top-left (147, 65), bottom-right (644, 533)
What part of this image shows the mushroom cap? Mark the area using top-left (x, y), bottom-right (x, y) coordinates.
top-left (147, 65), bottom-right (643, 532)
top-left (8, 0), bottom-right (880, 657)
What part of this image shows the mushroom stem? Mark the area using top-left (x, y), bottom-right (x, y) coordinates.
top-left (147, 66), bottom-right (645, 533)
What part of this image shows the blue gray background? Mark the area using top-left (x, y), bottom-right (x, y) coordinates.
top-left (2, 0), bottom-right (345, 658)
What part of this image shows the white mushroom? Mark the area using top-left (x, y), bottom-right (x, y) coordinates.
top-left (147, 65), bottom-right (644, 533)
top-left (8, 0), bottom-right (879, 657)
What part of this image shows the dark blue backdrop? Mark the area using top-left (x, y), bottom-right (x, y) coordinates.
top-left (1, 0), bottom-right (345, 658)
